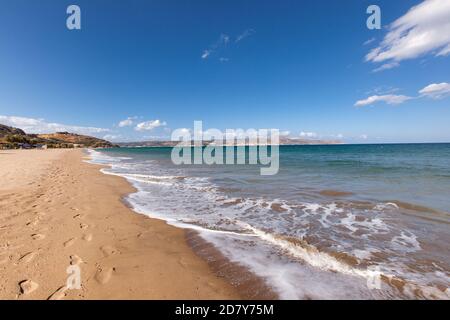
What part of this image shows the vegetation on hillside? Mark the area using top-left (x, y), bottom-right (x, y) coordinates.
top-left (0, 124), bottom-right (117, 149)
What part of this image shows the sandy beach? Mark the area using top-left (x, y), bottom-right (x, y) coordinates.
top-left (0, 149), bottom-right (240, 299)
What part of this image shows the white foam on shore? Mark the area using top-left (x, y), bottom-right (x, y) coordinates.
top-left (86, 148), bottom-right (450, 300)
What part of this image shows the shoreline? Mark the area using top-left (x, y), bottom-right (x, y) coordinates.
top-left (81, 148), bottom-right (450, 300)
top-left (89, 150), bottom-right (279, 300)
top-left (0, 149), bottom-right (241, 299)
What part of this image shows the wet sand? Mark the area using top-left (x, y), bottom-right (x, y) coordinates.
top-left (0, 149), bottom-right (240, 299)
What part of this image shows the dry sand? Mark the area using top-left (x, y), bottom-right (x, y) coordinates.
top-left (0, 149), bottom-right (240, 299)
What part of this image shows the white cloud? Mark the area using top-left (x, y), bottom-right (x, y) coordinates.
top-left (366, 0), bottom-right (450, 66)
top-left (360, 134), bottom-right (368, 140)
top-left (419, 82), bottom-right (450, 99)
top-left (236, 29), bottom-right (255, 43)
top-left (437, 44), bottom-right (450, 56)
top-left (177, 128), bottom-right (191, 135)
top-left (222, 34), bottom-right (230, 44)
top-left (299, 131), bottom-right (317, 138)
top-left (354, 94), bottom-right (412, 107)
top-left (201, 50), bottom-right (211, 59)
top-left (201, 34), bottom-right (230, 59)
top-left (0, 115), bottom-right (109, 135)
top-left (363, 37), bottom-right (376, 46)
top-left (372, 62), bottom-right (400, 73)
top-left (135, 119), bottom-right (167, 131)
top-left (202, 30), bottom-right (254, 60)
top-left (118, 117), bottom-right (135, 127)
top-left (103, 134), bottom-right (122, 141)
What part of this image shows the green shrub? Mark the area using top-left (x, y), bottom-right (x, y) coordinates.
top-left (5, 134), bottom-right (30, 144)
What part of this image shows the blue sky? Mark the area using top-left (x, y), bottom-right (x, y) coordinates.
top-left (0, 0), bottom-right (449, 143)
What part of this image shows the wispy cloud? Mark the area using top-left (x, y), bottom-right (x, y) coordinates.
top-left (363, 37), bottom-right (376, 46)
top-left (299, 131), bottom-right (318, 138)
top-left (118, 116), bottom-right (136, 127)
top-left (419, 82), bottom-right (450, 99)
top-left (365, 86), bottom-right (400, 95)
top-left (236, 29), bottom-right (255, 43)
top-left (201, 50), bottom-right (211, 59)
top-left (201, 34), bottom-right (230, 60)
top-left (201, 29), bottom-right (254, 61)
top-left (221, 34), bottom-right (230, 44)
top-left (366, 0), bottom-right (450, 68)
top-left (103, 134), bottom-right (122, 141)
top-left (357, 82), bottom-right (450, 106)
top-left (372, 62), bottom-right (400, 73)
top-left (354, 94), bottom-right (412, 107)
top-left (135, 119), bottom-right (167, 131)
top-left (0, 115), bottom-right (109, 136)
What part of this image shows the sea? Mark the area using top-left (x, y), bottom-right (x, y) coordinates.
top-left (87, 143), bottom-right (450, 299)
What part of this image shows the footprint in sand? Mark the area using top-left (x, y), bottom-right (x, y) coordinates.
top-left (70, 255), bottom-right (83, 265)
top-left (80, 223), bottom-right (88, 230)
top-left (18, 251), bottom-right (39, 264)
top-left (100, 245), bottom-right (119, 257)
top-left (25, 219), bottom-right (39, 227)
top-left (31, 233), bottom-right (46, 240)
top-left (63, 238), bottom-right (76, 248)
top-left (178, 257), bottom-right (191, 268)
top-left (47, 286), bottom-right (67, 300)
top-left (36, 212), bottom-right (46, 218)
top-left (19, 280), bottom-right (39, 295)
top-left (82, 234), bottom-right (93, 242)
top-left (94, 267), bottom-right (115, 284)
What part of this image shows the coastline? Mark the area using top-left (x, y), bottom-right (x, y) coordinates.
top-left (0, 149), bottom-right (240, 299)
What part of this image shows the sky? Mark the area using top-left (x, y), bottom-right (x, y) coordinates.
top-left (0, 0), bottom-right (449, 143)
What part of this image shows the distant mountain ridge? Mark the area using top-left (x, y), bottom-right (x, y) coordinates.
top-left (118, 136), bottom-right (342, 147)
top-left (0, 124), bottom-right (117, 149)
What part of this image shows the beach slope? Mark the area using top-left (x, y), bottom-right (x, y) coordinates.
top-left (0, 149), bottom-right (239, 299)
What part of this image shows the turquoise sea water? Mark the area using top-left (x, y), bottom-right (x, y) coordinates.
top-left (89, 144), bottom-right (450, 299)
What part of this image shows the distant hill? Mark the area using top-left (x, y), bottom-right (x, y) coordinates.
top-left (118, 136), bottom-right (342, 147)
top-left (0, 124), bottom-right (117, 149)
top-left (38, 132), bottom-right (116, 148)
top-left (0, 124), bottom-right (26, 136)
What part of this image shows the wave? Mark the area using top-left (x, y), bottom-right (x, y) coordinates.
top-left (87, 148), bottom-right (450, 299)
